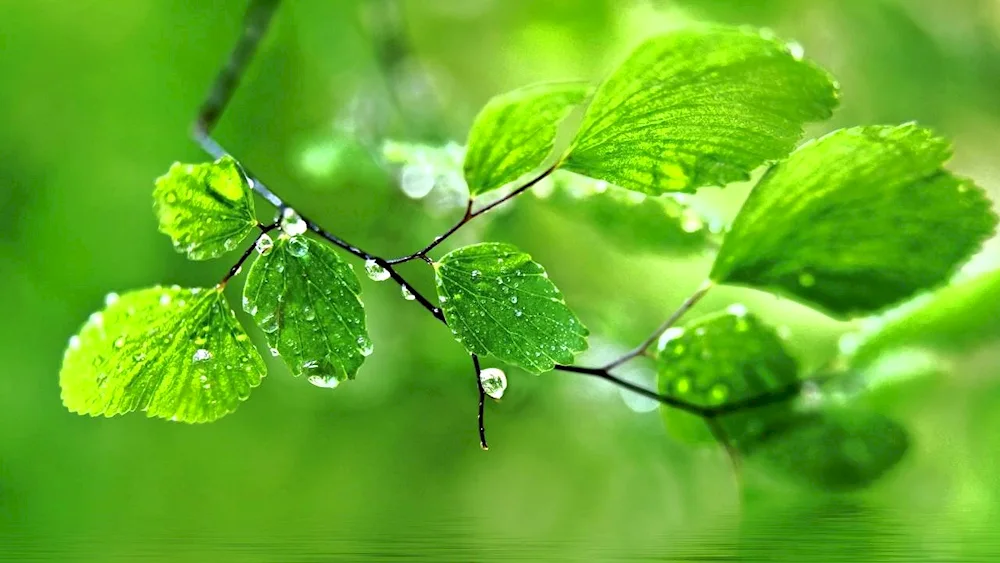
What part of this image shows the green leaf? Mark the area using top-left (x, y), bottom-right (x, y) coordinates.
top-left (744, 407), bottom-right (909, 491)
top-left (464, 82), bottom-right (591, 196)
top-left (59, 286), bottom-right (265, 423)
top-left (711, 124), bottom-right (998, 318)
top-left (562, 26), bottom-right (838, 195)
top-left (153, 156), bottom-right (258, 260)
top-left (243, 235), bottom-right (371, 387)
top-left (847, 269), bottom-right (1000, 369)
top-left (538, 171), bottom-right (716, 255)
top-left (656, 307), bottom-right (799, 444)
top-left (435, 242), bottom-right (588, 373)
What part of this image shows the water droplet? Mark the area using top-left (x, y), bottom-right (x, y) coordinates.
top-left (680, 209), bottom-right (703, 233)
top-left (269, 347), bottom-right (280, 357)
top-left (113, 337), bottom-right (126, 349)
top-left (280, 207), bottom-right (308, 237)
top-left (68, 335), bottom-right (81, 350)
top-left (287, 236), bottom-right (309, 258)
top-left (798, 272), bottom-right (816, 287)
top-left (89, 312), bottom-right (104, 327)
top-left (479, 367), bottom-right (507, 399)
top-left (710, 383), bottom-right (729, 403)
top-left (786, 40), bottom-right (804, 60)
top-left (302, 360), bottom-right (320, 370)
top-left (400, 164), bottom-right (436, 199)
top-left (674, 377), bottom-right (691, 394)
top-left (159, 293), bottom-right (172, 306)
top-left (104, 292), bottom-right (120, 307)
top-left (192, 348), bottom-right (212, 363)
top-left (657, 327), bottom-right (685, 351)
top-left (471, 269), bottom-right (481, 279)
top-left (357, 336), bottom-right (374, 356)
top-left (401, 286), bottom-right (416, 301)
top-left (365, 259), bottom-right (390, 281)
top-left (256, 233), bottom-right (274, 255)
top-left (514, 310), bottom-right (522, 317)
top-left (133, 353), bottom-right (146, 363)
top-left (259, 313), bottom-right (279, 333)
top-left (308, 375), bottom-right (340, 389)
top-left (510, 296), bottom-right (518, 304)
top-left (303, 306), bottom-right (316, 321)
top-left (438, 295), bottom-right (448, 303)
top-left (726, 303), bottom-right (748, 317)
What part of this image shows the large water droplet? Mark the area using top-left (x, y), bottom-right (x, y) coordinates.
top-left (308, 375), bottom-right (340, 389)
top-left (401, 285), bottom-right (416, 301)
top-left (192, 348), bottom-right (212, 363)
top-left (364, 259), bottom-right (390, 281)
top-left (657, 327), bottom-right (686, 351)
top-left (68, 335), bottom-right (81, 350)
top-left (259, 313), bottom-right (279, 333)
top-left (280, 207), bottom-right (308, 237)
top-left (786, 40), bottom-right (804, 60)
top-left (401, 164), bottom-right (436, 199)
top-left (479, 367), bottom-right (507, 399)
top-left (303, 306), bottom-right (316, 321)
top-left (357, 336), bottom-right (374, 356)
top-left (104, 292), bottom-right (120, 307)
top-left (287, 236), bottom-right (309, 258)
top-left (256, 233), bottom-right (274, 255)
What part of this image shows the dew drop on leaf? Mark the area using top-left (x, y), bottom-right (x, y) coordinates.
top-left (287, 236), bottom-right (309, 258)
top-left (401, 285), bottom-right (416, 301)
top-left (105, 292), bottom-right (120, 307)
top-left (357, 335), bottom-right (374, 357)
top-left (192, 348), bottom-right (212, 363)
top-left (479, 367), bottom-right (507, 399)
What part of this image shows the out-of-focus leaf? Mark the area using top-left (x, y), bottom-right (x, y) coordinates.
top-left (435, 242), bottom-right (588, 374)
top-left (537, 171), bottom-right (716, 255)
top-left (153, 156), bottom-right (258, 260)
top-left (712, 124), bottom-right (998, 318)
top-left (60, 286), bottom-right (265, 423)
top-left (655, 306), bottom-right (800, 444)
top-left (744, 407), bottom-right (910, 491)
top-left (562, 26), bottom-right (838, 195)
top-left (464, 82), bottom-right (591, 196)
top-left (243, 235), bottom-right (371, 388)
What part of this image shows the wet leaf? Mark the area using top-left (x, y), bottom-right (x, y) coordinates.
top-left (243, 235), bottom-right (370, 387)
top-left (60, 286), bottom-right (265, 423)
top-left (435, 243), bottom-right (588, 374)
top-left (712, 124), bottom-right (998, 318)
top-left (153, 156), bottom-right (258, 260)
top-left (464, 82), bottom-right (591, 196)
top-left (563, 26), bottom-right (837, 195)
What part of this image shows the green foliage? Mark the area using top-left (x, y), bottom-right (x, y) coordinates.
top-left (655, 307), bottom-right (799, 444)
top-left (464, 82), bottom-right (591, 195)
top-left (848, 268), bottom-right (1000, 368)
top-left (435, 242), bottom-right (588, 373)
top-left (744, 407), bottom-right (910, 491)
top-left (60, 286), bottom-right (265, 423)
top-left (537, 171), bottom-right (715, 255)
top-left (153, 156), bottom-right (259, 260)
top-left (243, 234), bottom-right (371, 387)
top-left (562, 26), bottom-right (838, 195)
top-left (712, 124), bottom-right (998, 318)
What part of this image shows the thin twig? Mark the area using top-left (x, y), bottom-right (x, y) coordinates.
top-left (386, 163), bottom-right (560, 265)
top-left (603, 279), bottom-right (715, 370)
top-left (219, 223), bottom-right (279, 286)
top-left (471, 354), bottom-right (489, 450)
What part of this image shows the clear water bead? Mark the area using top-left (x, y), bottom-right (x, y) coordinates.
top-left (287, 236), bottom-right (309, 258)
top-left (357, 336), bottom-right (374, 356)
top-left (280, 207), bottom-right (308, 237)
top-left (256, 233), bottom-right (275, 255)
top-left (308, 375), bottom-right (340, 389)
top-left (192, 348), bottom-right (212, 363)
top-left (364, 259), bottom-right (390, 281)
top-left (479, 368), bottom-right (507, 399)
top-left (401, 285), bottom-right (416, 301)
top-left (104, 292), bottom-right (120, 307)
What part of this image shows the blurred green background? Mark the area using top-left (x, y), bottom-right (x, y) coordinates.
top-left (3, 0), bottom-right (1000, 560)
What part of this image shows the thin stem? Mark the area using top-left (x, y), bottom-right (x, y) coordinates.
top-left (604, 279), bottom-right (715, 370)
top-left (220, 223), bottom-right (279, 286)
top-left (705, 415), bottom-right (742, 475)
top-left (471, 354), bottom-right (489, 450)
top-left (553, 364), bottom-right (708, 416)
top-left (386, 163), bottom-right (559, 265)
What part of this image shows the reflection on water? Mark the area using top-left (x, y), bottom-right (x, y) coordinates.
top-left (3, 504), bottom-right (998, 562)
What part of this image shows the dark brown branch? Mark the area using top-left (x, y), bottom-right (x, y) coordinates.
top-left (471, 354), bottom-right (489, 450)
